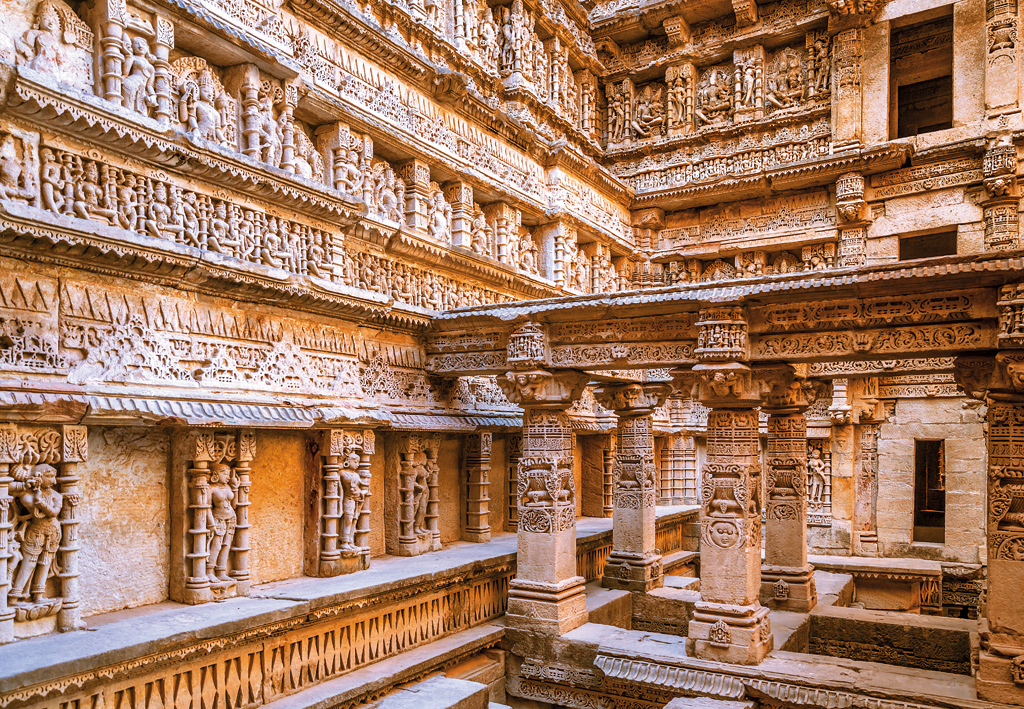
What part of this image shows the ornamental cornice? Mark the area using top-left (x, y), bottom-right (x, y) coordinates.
top-left (2, 66), bottom-right (366, 224)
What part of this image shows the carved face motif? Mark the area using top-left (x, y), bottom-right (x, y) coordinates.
top-left (709, 519), bottom-right (739, 548)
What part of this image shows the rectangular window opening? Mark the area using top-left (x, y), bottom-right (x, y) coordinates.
top-left (913, 439), bottom-right (945, 544)
top-left (899, 231), bottom-right (957, 260)
top-left (891, 17), bottom-right (953, 139)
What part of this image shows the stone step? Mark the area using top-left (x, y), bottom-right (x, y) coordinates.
top-left (375, 676), bottom-right (489, 709)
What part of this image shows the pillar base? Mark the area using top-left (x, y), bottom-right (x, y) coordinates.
top-left (506, 576), bottom-right (588, 635)
top-left (976, 648), bottom-right (1024, 705)
top-left (463, 528), bottom-right (491, 543)
top-left (602, 551), bottom-right (663, 593)
top-left (318, 548), bottom-right (370, 577)
top-left (687, 601), bottom-right (773, 665)
top-left (399, 534), bottom-right (441, 556)
top-left (760, 564), bottom-right (816, 612)
top-left (0, 611), bottom-right (13, 644)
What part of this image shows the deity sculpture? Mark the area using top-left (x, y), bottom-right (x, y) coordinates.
top-left (471, 211), bottom-right (491, 255)
top-left (518, 232), bottom-right (539, 274)
top-left (695, 68), bottom-right (734, 127)
top-left (121, 36), bottom-right (159, 116)
top-left (8, 463), bottom-right (62, 605)
top-left (0, 135), bottom-right (26, 201)
top-left (810, 38), bottom-right (831, 94)
top-left (808, 448), bottom-right (827, 505)
top-left (478, 8), bottom-right (500, 71)
top-left (340, 450), bottom-right (364, 551)
top-left (767, 52), bottom-right (805, 109)
top-left (176, 71), bottom-right (229, 144)
top-left (40, 148), bottom-right (66, 214)
top-left (632, 84), bottom-right (664, 139)
top-left (72, 161), bottom-right (116, 224)
top-left (428, 189), bottom-right (453, 242)
top-left (206, 463), bottom-right (239, 585)
top-left (411, 451), bottom-right (430, 535)
top-left (15, 5), bottom-right (63, 75)
top-left (256, 92), bottom-right (284, 167)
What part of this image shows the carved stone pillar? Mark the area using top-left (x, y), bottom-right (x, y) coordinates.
top-left (173, 429), bottom-right (255, 605)
top-left (827, 0), bottom-right (884, 149)
top-left (507, 433), bottom-right (521, 531)
top-left (463, 431), bottom-right (492, 543)
top-left (0, 433), bottom-right (12, 644)
top-left (760, 368), bottom-right (822, 612)
top-left (955, 353), bottom-right (1024, 704)
top-left (595, 382), bottom-right (673, 592)
top-left (498, 368), bottom-right (590, 635)
top-left (678, 307), bottom-right (772, 664)
top-left (399, 159), bottom-right (432, 233)
top-left (397, 434), bottom-right (442, 556)
top-left (97, 0), bottom-right (126, 104)
top-left (444, 181), bottom-right (475, 249)
top-left (312, 429), bottom-right (373, 577)
top-left (56, 426), bottom-right (88, 633)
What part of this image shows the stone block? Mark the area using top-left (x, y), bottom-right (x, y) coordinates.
top-left (664, 699), bottom-right (755, 709)
top-left (377, 676), bottom-right (489, 709)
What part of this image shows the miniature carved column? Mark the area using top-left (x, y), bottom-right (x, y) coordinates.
top-left (760, 368), bottom-right (822, 613)
top-left (659, 434), bottom-right (686, 505)
top-left (97, 0), bottom-right (126, 104)
top-left (152, 18), bottom-right (174, 125)
top-left (830, 26), bottom-right (864, 150)
top-left (507, 433), bottom-right (521, 531)
top-left (835, 172), bottom-right (868, 267)
top-left (400, 160), bottom-right (433, 233)
top-left (445, 182), bottom-right (475, 249)
top-left (983, 136), bottom-right (1020, 251)
top-left (985, 0), bottom-right (1020, 118)
top-left (314, 429), bottom-right (373, 576)
top-left (595, 383), bottom-right (673, 592)
top-left (484, 202), bottom-right (519, 266)
top-left (602, 434), bottom-right (615, 517)
top-left (498, 367), bottom-right (590, 635)
top-left (678, 307), bottom-right (772, 664)
top-left (955, 353), bottom-right (1024, 704)
top-left (56, 425), bottom-right (88, 632)
top-left (463, 431), bottom-right (492, 542)
top-left (0, 427), bottom-right (16, 643)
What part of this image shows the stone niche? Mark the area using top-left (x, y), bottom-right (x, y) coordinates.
top-left (384, 432), bottom-right (449, 556)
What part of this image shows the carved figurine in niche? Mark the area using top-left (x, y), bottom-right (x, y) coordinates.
top-left (766, 50), bottom-right (805, 110)
top-left (335, 144), bottom-right (363, 199)
top-left (9, 463), bottom-right (62, 606)
top-left (607, 83), bottom-right (628, 143)
top-left (372, 163), bottom-right (405, 222)
top-left (39, 148), bottom-right (66, 214)
top-left (121, 36), bottom-right (159, 116)
top-left (478, 8), bottom-right (499, 72)
top-left (665, 65), bottom-right (690, 132)
top-left (470, 208), bottom-right (491, 255)
top-left (207, 201), bottom-right (240, 255)
top-left (15, 0), bottom-right (93, 88)
top-left (293, 127), bottom-right (324, 182)
top-left (206, 463), bottom-right (239, 584)
top-left (632, 84), bottom-right (664, 139)
top-left (695, 68), bottom-right (734, 127)
top-left (0, 133), bottom-right (37, 203)
top-left (518, 230), bottom-right (539, 274)
top-left (72, 161), bottom-right (116, 224)
top-left (411, 450), bottom-right (430, 535)
top-left (428, 188), bottom-right (453, 242)
top-left (808, 448), bottom-right (826, 505)
top-left (144, 181), bottom-right (184, 241)
top-left (809, 38), bottom-right (831, 95)
top-left (254, 84), bottom-right (284, 168)
top-left (174, 59), bottom-right (233, 146)
top-left (339, 449), bottom-right (365, 550)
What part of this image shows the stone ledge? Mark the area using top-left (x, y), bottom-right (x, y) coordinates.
top-left (260, 626), bottom-right (503, 709)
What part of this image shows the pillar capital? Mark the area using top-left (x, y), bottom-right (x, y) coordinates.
top-left (674, 363), bottom-right (821, 411)
top-left (955, 352), bottom-right (1024, 401)
top-left (498, 369), bottom-right (589, 408)
top-left (594, 382), bottom-right (673, 418)
top-left (760, 365), bottom-right (827, 414)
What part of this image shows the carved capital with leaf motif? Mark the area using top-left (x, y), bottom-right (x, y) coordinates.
top-left (955, 352), bottom-right (1024, 401)
top-left (498, 369), bottom-right (589, 408)
top-left (594, 382), bottom-right (673, 419)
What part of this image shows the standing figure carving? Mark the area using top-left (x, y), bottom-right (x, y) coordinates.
top-left (205, 463), bottom-right (239, 584)
top-left (9, 464), bottom-right (62, 606)
top-left (121, 36), bottom-right (159, 116)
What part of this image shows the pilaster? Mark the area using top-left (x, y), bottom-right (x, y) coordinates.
top-left (444, 181), bottom-right (475, 249)
top-left (955, 352), bottom-right (1024, 704)
top-left (499, 366), bottom-right (590, 635)
top-left (463, 431), bottom-right (493, 543)
top-left (595, 382), bottom-right (673, 592)
top-left (760, 367), bottom-right (824, 612)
